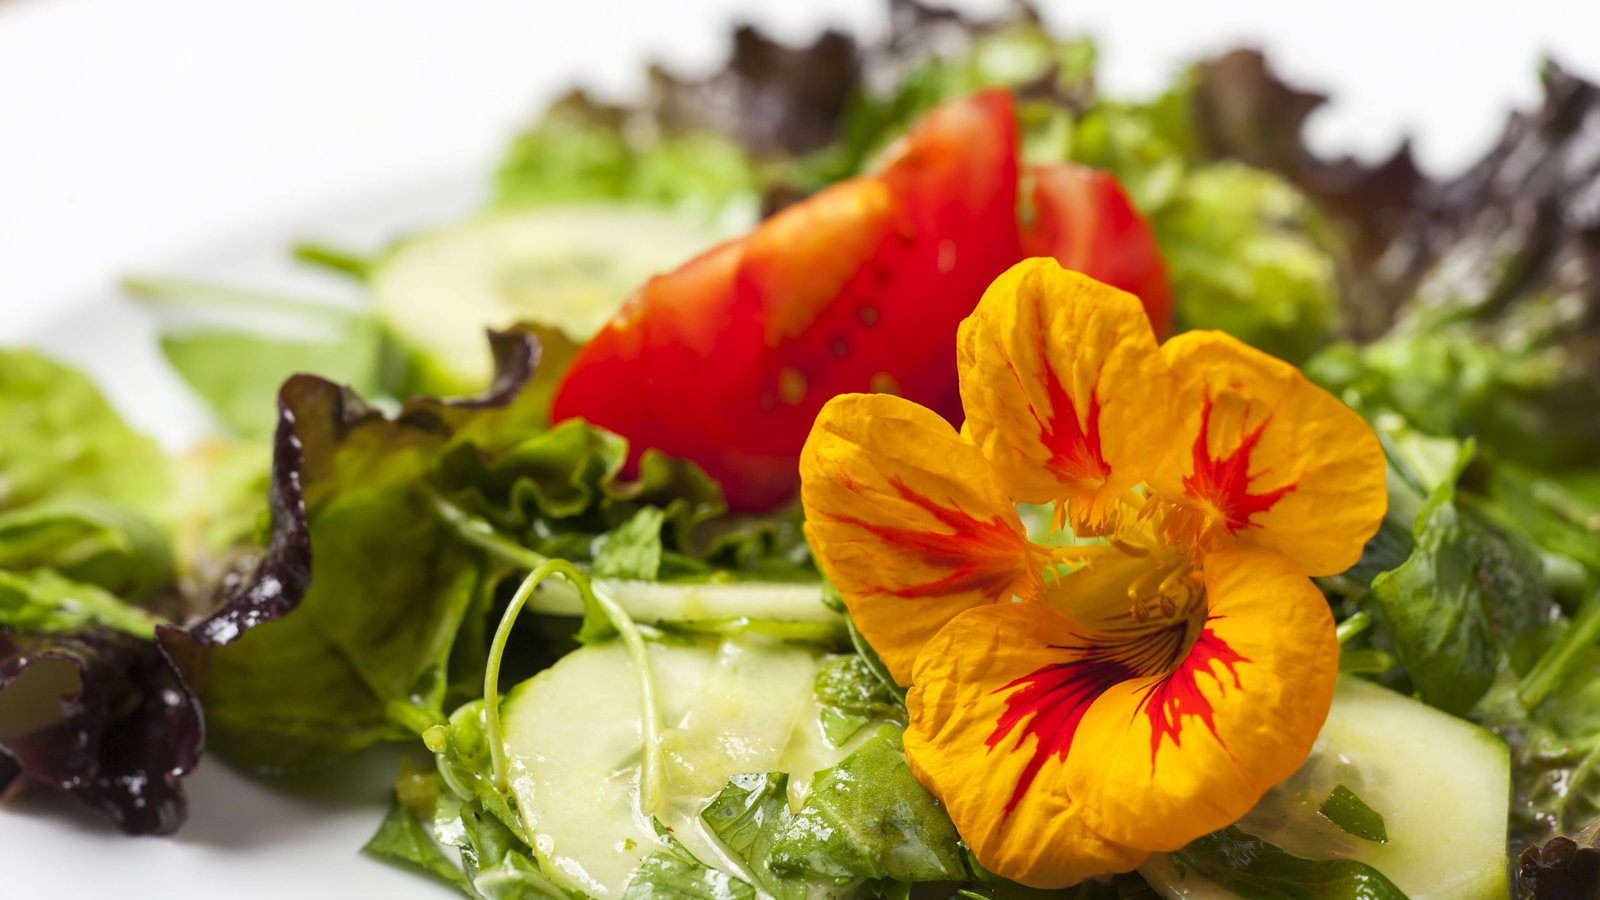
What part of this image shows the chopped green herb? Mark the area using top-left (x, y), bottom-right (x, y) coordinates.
top-left (1318, 785), bottom-right (1389, 844)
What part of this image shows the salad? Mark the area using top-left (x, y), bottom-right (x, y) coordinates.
top-left (4, 1), bottom-right (1600, 898)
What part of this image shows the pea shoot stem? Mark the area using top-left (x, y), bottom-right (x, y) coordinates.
top-left (430, 490), bottom-right (668, 814)
top-left (1335, 609), bottom-right (1373, 644)
top-left (121, 275), bottom-right (361, 323)
top-left (1519, 587), bottom-right (1600, 710)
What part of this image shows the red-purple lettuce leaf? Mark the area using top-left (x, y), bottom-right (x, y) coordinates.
top-left (0, 403), bottom-right (312, 834)
top-left (0, 628), bottom-right (200, 835)
top-left (1187, 49), bottom-right (1427, 283)
top-left (1519, 820), bottom-right (1600, 900)
top-left (1309, 62), bottom-right (1600, 469)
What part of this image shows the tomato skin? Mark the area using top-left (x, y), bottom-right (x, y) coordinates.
top-left (550, 237), bottom-right (753, 493)
top-left (551, 94), bottom-right (1170, 512)
top-left (1022, 163), bottom-right (1173, 336)
top-left (553, 91), bottom-right (1021, 511)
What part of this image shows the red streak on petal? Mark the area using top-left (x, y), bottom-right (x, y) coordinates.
top-left (1138, 626), bottom-right (1248, 764)
top-left (1184, 392), bottom-right (1296, 532)
top-left (835, 475), bottom-right (1033, 600)
top-left (986, 652), bottom-right (1135, 817)
top-left (1028, 308), bottom-right (1111, 487)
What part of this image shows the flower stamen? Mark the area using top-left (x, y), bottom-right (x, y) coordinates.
top-left (1109, 537), bottom-right (1150, 559)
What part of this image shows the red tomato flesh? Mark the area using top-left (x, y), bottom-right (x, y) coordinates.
top-left (551, 91), bottom-right (1170, 511)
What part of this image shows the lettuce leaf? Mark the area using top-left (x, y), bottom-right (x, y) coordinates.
top-left (0, 349), bottom-right (172, 516)
top-left (159, 325), bottom-right (383, 440)
top-left (701, 773), bottom-right (807, 900)
top-left (363, 758), bottom-right (478, 896)
top-left (1518, 820), bottom-right (1600, 900)
top-left (496, 95), bottom-right (758, 214)
top-left (813, 654), bottom-right (906, 746)
top-left (1146, 162), bottom-right (1339, 364)
top-left (199, 331), bottom-right (545, 770)
top-left (1370, 447), bottom-right (1555, 715)
top-left (1308, 62), bottom-right (1600, 469)
top-left (200, 329), bottom-right (759, 772)
top-left (769, 727), bottom-right (965, 884)
top-left (624, 818), bottom-right (757, 899)
top-left (1166, 827), bottom-right (1408, 899)
top-left (0, 569), bottom-right (165, 637)
top-left (0, 501), bottom-right (172, 599)
top-left (0, 351), bottom-right (291, 835)
top-left (124, 275), bottom-right (386, 442)
top-left (0, 627), bottom-right (201, 835)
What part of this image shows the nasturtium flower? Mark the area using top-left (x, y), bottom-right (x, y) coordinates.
top-left (798, 258), bottom-right (1386, 887)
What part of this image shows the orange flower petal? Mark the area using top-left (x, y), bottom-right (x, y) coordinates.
top-left (1150, 331), bottom-right (1386, 576)
top-left (904, 602), bottom-right (1148, 888)
top-left (800, 392), bottom-right (1046, 684)
top-left (1065, 547), bottom-right (1338, 851)
top-left (957, 259), bottom-right (1173, 535)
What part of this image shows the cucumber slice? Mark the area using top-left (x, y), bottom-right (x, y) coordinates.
top-left (500, 635), bottom-right (865, 897)
top-left (371, 206), bottom-right (734, 393)
top-left (531, 577), bottom-right (840, 624)
top-left (1140, 675), bottom-right (1511, 899)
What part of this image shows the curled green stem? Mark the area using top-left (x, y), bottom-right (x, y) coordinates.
top-left (433, 490), bottom-right (667, 814)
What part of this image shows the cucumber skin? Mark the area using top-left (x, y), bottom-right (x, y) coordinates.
top-left (1141, 674), bottom-right (1511, 900)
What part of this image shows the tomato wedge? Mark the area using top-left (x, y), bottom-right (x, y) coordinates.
top-left (1023, 163), bottom-right (1172, 335)
top-left (551, 91), bottom-right (1170, 511)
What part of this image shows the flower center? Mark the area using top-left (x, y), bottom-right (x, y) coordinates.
top-left (1086, 492), bottom-right (1209, 626)
top-left (1124, 555), bottom-right (1204, 624)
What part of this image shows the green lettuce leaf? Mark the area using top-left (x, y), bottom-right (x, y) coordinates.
top-left (1057, 77), bottom-right (1197, 213)
top-left (624, 818), bottom-right (756, 900)
top-left (813, 654), bottom-right (906, 746)
top-left (0, 569), bottom-right (165, 638)
top-left (432, 415), bottom-right (807, 582)
top-left (1149, 163), bottom-right (1339, 364)
top-left (496, 95), bottom-right (758, 214)
top-left (124, 275), bottom-right (386, 441)
top-left (364, 788), bottom-right (476, 895)
top-left (1167, 827), bottom-right (1408, 899)
top-left (769, 726), bottom-right (965, 884)
top-left (592, 506), bottom-right (667, 581)
top-left (1477, 631), bottom-right (1600, 850)
top-left (1370, 447), bottom-right (1555, 715)
top-left (167, 439), bottom-right (274, 592)
top-left (0, 349), bottom-right (171, 516)
top-left (701, 772), bottom-right (806, 900)
top-left (200, 332), bottom-right (547, 771)
top-left (160, 325), bottom-right (382, 440)
top-left (0, 500), bottom-right (172, 598)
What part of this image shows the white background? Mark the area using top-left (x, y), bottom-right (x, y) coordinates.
top-left (4, 1), bottom-right (1600, 896)
top-left (4, 0), bottom-right (1600, 342)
